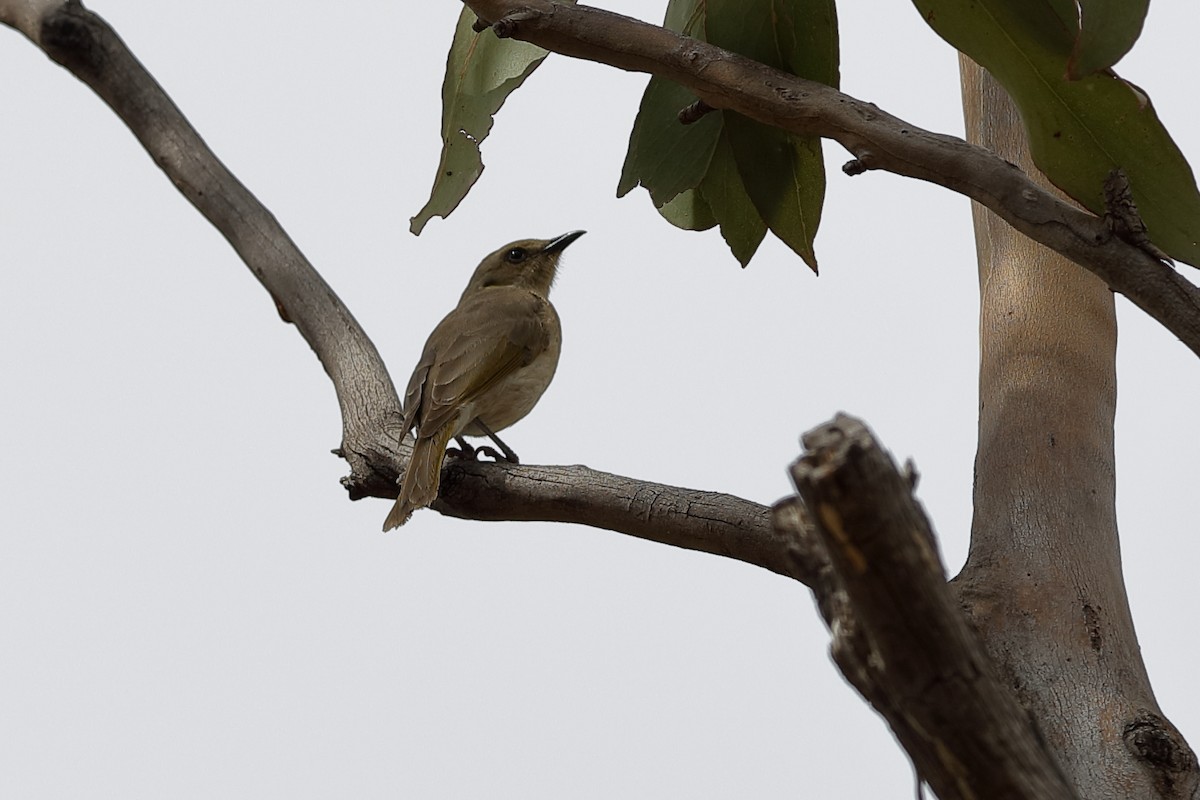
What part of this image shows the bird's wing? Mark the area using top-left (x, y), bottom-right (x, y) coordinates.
top-left (400, 347), bottom-right (433, 436)
top-left (407, 289), bottom-right (550, 437)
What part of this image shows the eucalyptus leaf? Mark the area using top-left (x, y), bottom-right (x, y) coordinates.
top-left (618, 76), bottom-right (722, 206)
top-left (706, 0), bottom-right (838, 87)
top-left (698, 130), bottom-right (768, 266)
top-left (1071, 0), bottom-right (1150, 78)
top-left (618, 0), bottom-right (719, 205)
top-left (664, 0), bottom-right (707, 37)
top-left (411, 8), bottom-right (564, 234)
top-left (657, 188), bottom-right (719, 232)
top-left (707, 0), bottom-right (837, 271)
top-left (619, 0), bottom-right (839, 267)
top-left (914, 0), bottom-right (1200, 266)
top-left (723, 113), bottom-right (822, 271)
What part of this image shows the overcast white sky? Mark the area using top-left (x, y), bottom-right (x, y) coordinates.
top-left (2, 2), bottom-right (1198, 797)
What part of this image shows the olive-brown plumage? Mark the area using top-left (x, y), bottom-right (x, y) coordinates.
top-left (383, 231), bottom-right (585, 530)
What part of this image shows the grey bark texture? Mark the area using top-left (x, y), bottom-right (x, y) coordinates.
top-left (956, 58), bottom-right (1198, 800)
top-left (782, 415), bottom-right (1077, 800)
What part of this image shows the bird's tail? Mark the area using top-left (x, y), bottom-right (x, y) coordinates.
top-left (383, 424), bottom-right (455, 530)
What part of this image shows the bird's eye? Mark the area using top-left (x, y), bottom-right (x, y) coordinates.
top-left (505, 247), bottom-right (527, 263)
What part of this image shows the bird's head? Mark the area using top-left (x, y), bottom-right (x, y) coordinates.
top-left (461, 230), bottom-right (586, 300)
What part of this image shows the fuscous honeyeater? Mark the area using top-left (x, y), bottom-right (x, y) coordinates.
top-left (383, 231), bottom-right (585, 530)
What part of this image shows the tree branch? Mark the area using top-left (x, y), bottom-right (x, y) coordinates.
top-left (1, 0), bottom-right (407, 488)
top-left (343, 432), bottom-right (811, 580)
top-left (782, 414), bottom-right (1078, 800)
top-left (435, 459), bottom-right (812, 582)
top-left (0, 0), bottom-right (808, 582)
top-left (462, 0), bottom-right (1200, 360)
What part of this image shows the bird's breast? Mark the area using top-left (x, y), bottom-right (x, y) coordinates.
top-left (462, 333), bottom-right (561, 435)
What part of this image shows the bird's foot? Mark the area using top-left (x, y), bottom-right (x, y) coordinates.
top-left (450, 428), bottom-right (521, 464)
top-left (476, 445), bottom-right (518, 463)
top-left (446, 438), bottom-right (478, 460)
top-left (445, 442), bottom-right (517, 463)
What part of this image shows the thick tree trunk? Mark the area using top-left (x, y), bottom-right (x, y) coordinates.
top-left (956, 58), bottom-right (1197, 799)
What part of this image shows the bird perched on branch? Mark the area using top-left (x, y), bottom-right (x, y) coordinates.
top-left (383, 231), bottom-right (586, 530)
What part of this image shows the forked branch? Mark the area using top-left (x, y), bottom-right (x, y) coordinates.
top-left (0, 0), bottom-right (806, 578)
top-left (2, 3), bottom-right (1187, 795)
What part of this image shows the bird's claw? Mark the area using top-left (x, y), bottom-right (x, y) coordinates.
top-left (445, 442), bottom-right (477, 460)
top-left (445, 442), bottom-right (517, 463)
top-left (476, 445), bottom-right (518, 463)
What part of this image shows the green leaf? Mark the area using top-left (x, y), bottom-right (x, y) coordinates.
top-left (657, 188), bottom-right (718, 232)
top-left (723, 112), bottom-right (823, 271)
top-left (663, 0), bottom-right (707, 36)
top-left (618, 0), bottom-right (719, 205)
top-left (1071, 0), bottom-right (1150, 78)
top-left (707, 0), bottom-right (837, 271)
top-left (618, 0), bottom-right (839, 268)
top-left (410, 8), bottom-right (558, 235)
top-left (1041, 0), bottom-right (1085, 47)
top-left (697, 130), bottom-right (767, 266)
top-left (706, 0), bottom-right (839, 88)
top-left (617, 76), bottom-right (722, 205)
top-left (914, 0), bottom-right (1200, 267)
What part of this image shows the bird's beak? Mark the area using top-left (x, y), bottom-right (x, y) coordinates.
top-left (542, 230), bottom-right (586, 254)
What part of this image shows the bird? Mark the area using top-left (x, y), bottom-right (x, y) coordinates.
top-left (383, 230), bottom-right (586, 530)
